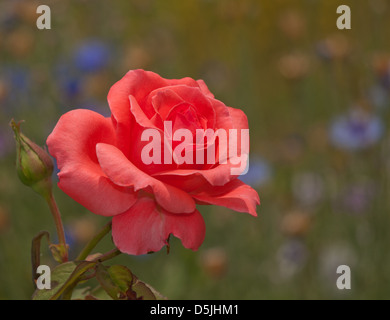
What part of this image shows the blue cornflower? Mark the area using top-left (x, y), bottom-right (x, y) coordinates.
top-left (329, 109), bottom-right (384, 151)
top-left (239, 156), bottom-right (272, 188)
top-left (73, 40), bottom-right (111, 73)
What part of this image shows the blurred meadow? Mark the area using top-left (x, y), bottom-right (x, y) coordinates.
top-left (1, 0), bottom-right (390, 299)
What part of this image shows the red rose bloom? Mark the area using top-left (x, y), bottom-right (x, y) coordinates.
top-left (47, 70), bottom-right (259, 255)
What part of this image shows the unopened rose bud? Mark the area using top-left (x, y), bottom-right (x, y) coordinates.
top-left (10, 119), bottom-right (54, 198)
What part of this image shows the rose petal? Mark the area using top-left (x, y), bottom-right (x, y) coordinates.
top-left (191, 179), bottom-right (260, 216)
top-left (107, 70), bottom-right (168, 157)
top-left (129, 95), bottom-right (162, 130)
top-left (112, 197), bottom-right (206, 255)
top-left (108, 70), bottom-right (213, 123)
top-left (47, 109), bottom-right (137, 216)
top-left (197, 79), bottom-right (215, 99)
top-left (96, 143), bottom-right (196, 214)
top-left (153, 164), bottom-right (234, 189)
top-left (151, 88), bottom-right (185, 120)
top-left (108, 70), bottom-right (168, 123)
top-left (228, 106), bottom-right (249, 131)
top-left (166, 85), bottom-right (216, 128)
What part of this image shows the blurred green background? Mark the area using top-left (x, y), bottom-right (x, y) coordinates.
top-left (1, 0), bottom-right (390, 299)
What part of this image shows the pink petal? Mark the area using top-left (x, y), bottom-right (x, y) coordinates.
top-left (108, 69), bottom-right (213, 123)
top-left (129, 95), bottom-right (161, 130)
top-left (46, 109), bottom-right (137, 216)
top-left (167, 85), bottom-right (216, 128)
top-left (197, 79), bottom-right (215, 99)
top-left (107, 70), bottom-right (167, 157)
top-left (107, 70), bottom-right (213, 161)
top-left (112, 197), bottom-right (206, 255)
top-left (108, 70), bottom-right (167, 123)
top-left (153, 164), bottom-right (235, 189)
top-left (96, 143), bottom-right (196, 214)
top-left (211, 99), bottom-right (233, 130)
top-left (191, 179), bottom-right (260, 216)
top-left (228, 106), bottom-right (249, 130)
top-left (150, 88), bottom-right (185, 120)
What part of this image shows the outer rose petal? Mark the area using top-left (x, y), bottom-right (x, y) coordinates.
top-left (197, 79), bottom-right (215, 99)
top-left (107, 70), bottom-right (166, 157)
top-left (96, 143), bottom-right (196, 214)
top-left (46, 109), bottom-right (137, 216)
top-left (112, 197), bottom-right (206, 255)
top-left (228, 106), bottom-right (249, 131)
top-left (108, 70), bottom-right (167, 124)
top-left (153, 165), bottom-right (235, 189)
top-left (191, 179), bottom-right (260, 216)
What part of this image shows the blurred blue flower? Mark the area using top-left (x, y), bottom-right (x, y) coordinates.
top-left (64, 226), bottom-right (77, 250)
top-left (277, 240), bottom-right (307, 278)
top-left (239, 156), bottom-right (272, 188)
top-left (1, 66), bottom-right (30, 91)
top-left (0, 10), bottom-right (19, 32)
top-left (315, 34), bottom-right (350, 62)
top-left (63, 77), bottom-right (82, 99)
top-left (379, 71), bottom-right (390, 91)
top-left (329, 109), bottom-right (384, 151)
top-left (74, 40), bottom-right (111, 73)
top-left (341, 183), bottom-right (375, 215)
top-left (51, 157), bottom-right (59, 182)
top-left (54, 62), bottom-right (83, 101)
top-left (0, 65), bottom-right (31, 113)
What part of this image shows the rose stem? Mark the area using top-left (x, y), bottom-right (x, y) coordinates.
top-left (76, 221), bottom-right (113, 261)
top-left (45, 191), bottom-right (68, 261)
top-left (93, 248), bottom-right (122, 263)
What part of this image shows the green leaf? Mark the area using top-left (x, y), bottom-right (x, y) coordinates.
top-left (32, 262), bottom-right (76, 300)
top-left (90, 286), bottom-right (114, 300)
top-left (69, 287), bottom-right (93, 300)
top-left (132, 276), bottom-right (158, 300)
top-left (144, 283), bottom-right (167, 301)
top-left (50, 260), bottom-right (97, 300)
top-left (95, 264), bottom-right (166, 300)
top-left (70, 286), bottom-right (114, 300)
top-left (96, 264), bottom-right (133, 300)
top-left (107, 265), bottom-right (133, 292)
